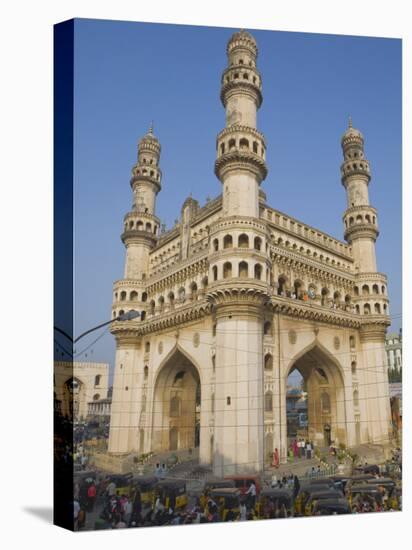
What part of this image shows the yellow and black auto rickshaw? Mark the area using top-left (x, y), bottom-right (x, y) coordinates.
top-left (132, 475), bottom-right (159, 506)
top-left (108, 473), bottom-right (134, 497)
top-left (154, 480), bottom-right (188, 510)
top-left (304, 489), bottom-right (344, 516)
top-left (256, 488), bottom-right (293, 519)
top-left (200, 479), bottom-right (236, 509)
top-left (347, 483), bottom-right (382, 509)
top-left (209, 488), bottom-right (241, 521)
top-left (294, 482), bottom-right (335, 516)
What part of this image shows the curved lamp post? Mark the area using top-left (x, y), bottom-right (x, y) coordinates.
top-left (54, 310), bottom-right (140, 344)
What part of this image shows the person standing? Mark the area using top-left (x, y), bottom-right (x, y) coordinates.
top-left (245, 481), bottom-right (257, 509)
top-left (87, 482), bottom-right (97, 512)
top-left (293, 475), bottom-right (300, 500)
top-left (272, 448), bottom-right (280, 468)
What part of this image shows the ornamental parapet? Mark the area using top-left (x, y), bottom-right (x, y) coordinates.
top-left (130, 171), bottom-right (162, 192)
top-left (340, 158), bottom-right (371, 183)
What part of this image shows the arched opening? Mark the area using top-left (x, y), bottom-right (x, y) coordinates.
top-left (293, 280), bottom-right (303, 300)
top-left (130, 290), bottom-right (138, 301)
top-left (168, 292), bottom-right (175, 308)
top-left (223, 262), bottom-right (232, 279)
top-left (254, 263), bottom-right (262, 280)
top-left (362, 284), bottom-right (370, 296)
top-left (374, 303), bottom-right (381, 314)
top-left (239, 261), bottom-right (248, 278)
top-left (150, 300), bottom-right (155, 315)
top-left (223, 234), bottom-right (233, 249)
top-left (264, 353), bottom-right (273, 371)
top-left (364, 303), bottom-right (371, 315)
top-left (254, 236), bottom-right (262, 251)
top-left (277, 275), bottom-right (287, 296)
top-left (152, 348), bottom-right (201, 453)
top-left (265, 391), bottom-right (273, 413)
top-left (321, 287), bottom-right (329, 306)
top-left (239, 138), bottom-right (249, 149)
top-left (190, 282), bottom-right (198, 300)
top-left (178, 287), bottom-right (186, 302)
top-left (238, 233), bottom-right (249, 248)
top-left (120, 291), bottom-right (127, 301)
top-left (213, 238), bottom-right (219, 252)
top-left (212, 266), bottom-right (218, 281)
top-left (264, 321), bottom-right (271, 336)
top-left (286, 345), bottom-right (347, 453)
top-left (372, 284), bottom-right (379, 295)
top-left (159, 296), bottom-right (165, 312)
top-left (351, 361), bottom-right (357, 375)
top-left (141, 292), bottom-right (148, 302)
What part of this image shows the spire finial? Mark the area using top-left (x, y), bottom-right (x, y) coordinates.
top-left (348, 115), bottom-right (352, 129)
top-left (148, 120), bottom-right (154, 135)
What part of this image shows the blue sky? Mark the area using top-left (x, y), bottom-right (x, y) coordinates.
top-left (68, 19), bottom-right (402, 375)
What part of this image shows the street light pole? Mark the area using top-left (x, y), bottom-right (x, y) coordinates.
top-left (54, 310), bottom-right (140, 344)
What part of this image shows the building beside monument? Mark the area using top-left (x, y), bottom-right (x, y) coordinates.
top-left (385, 330), bottom-right (402, 371)
top-left (54, 361), bottom-right (109, 422)
top-left (108, 30), bottom-right (393, 475)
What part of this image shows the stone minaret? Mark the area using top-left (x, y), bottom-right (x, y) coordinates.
top-left (108, 126), bottom-right (161, 455)
top-left (215, 30), bottom-right (267, 217)
top-left (341, 119), bottom-right (392, 446)
top-left (122, 125), bottom-right (162, 280)
top-left (208, 31), bottom-right (270, 476)
top-left (341, 119), bottom-right (379, 273)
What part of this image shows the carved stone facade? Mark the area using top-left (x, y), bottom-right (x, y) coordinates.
top-left (108, 30), bottom-right (392, 475)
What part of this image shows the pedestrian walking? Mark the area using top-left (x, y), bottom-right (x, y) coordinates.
top-left (272, 447), bottom-right (280, 468)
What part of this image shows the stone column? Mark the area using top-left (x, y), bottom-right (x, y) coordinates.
top-left (211, 290), bottom-right (266, 476)
top-left (360, 324), bottom-right (392, 445)
top-left (108, 332), bottom-right (141, 454)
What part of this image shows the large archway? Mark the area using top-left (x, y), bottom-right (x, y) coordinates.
top-left (151, 347), bottom-right (201, 453)
top-left (285, 344), bottom-right (347, 451)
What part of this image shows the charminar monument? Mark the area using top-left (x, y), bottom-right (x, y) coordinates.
top-left (107, 30), bottom-right (392, 476)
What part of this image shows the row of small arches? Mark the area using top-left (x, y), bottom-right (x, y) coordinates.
top-left (124, 220), bottom-right (158, 234)
top-left (213, 233), bottom-right (263, 251)
top-left (212, 261), bottom-right (265, 281)
top-left (342, 161), bottom-right (369, 173)
top-left (115, 290), bottom-right (148, 302)
top-left (273, 237), bottom-right (347, 268)
top-left (277, 277), bottom-right (352, 305)
top-left (219, 138), bottom-right (264, 158)
top-left (345, 214), bottom-right (376, 227)
top-left (354, 283), bottom-right (386, 296)
top-left (134, 167), bottom-right (160, 181)
top-left (225, 70), bottom-right (258, 86)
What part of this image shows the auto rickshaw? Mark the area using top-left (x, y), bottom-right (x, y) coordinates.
top-left (209, 488), bottom-right (241, 521)
top-left (294, 483), bottom-right (337, 516)
top-left (312, 497), bottom-right (350, 515)
top-left (154, 480), bottom-right (188, 510)
top-left (256, 488), bottom-right (293, 519)
top-left (354, 464), bottom-right (380, 476)
top-left (200, 479), bottom-right (236, 508)
top-left (132, 475), bottom-right (159, 506)
top-left (347, 483), bottom-right (382, 509)
top-left (330, 476), bottom-right (352, 493)
top-left (304, 489), bottom-right (344, 516)
top-left (108, 473), bottom-right (134, 497)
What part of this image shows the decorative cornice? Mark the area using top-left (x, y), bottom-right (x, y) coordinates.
top-left (270, 296), bottom-right (362, 329)
top-left (215, 150), bottom-right (268, 182)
